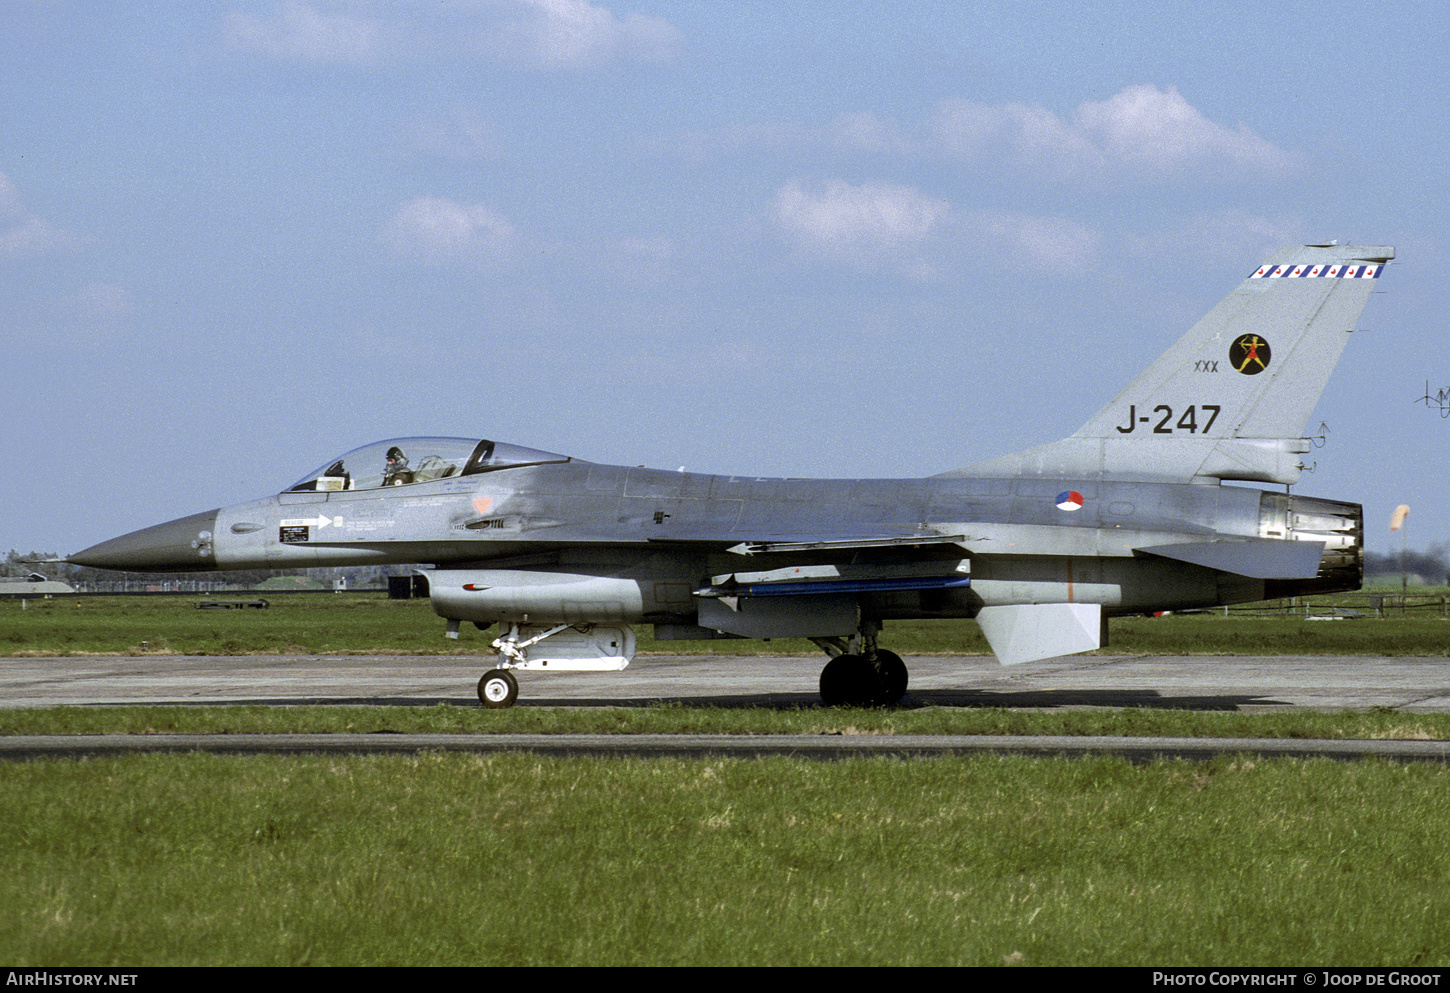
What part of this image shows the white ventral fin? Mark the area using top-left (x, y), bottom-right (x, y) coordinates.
top-left (976, 603), bottom-right (1102, 666)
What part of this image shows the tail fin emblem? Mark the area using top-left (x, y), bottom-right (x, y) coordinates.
top-left (1230, 334), bottom-right (1271, 375)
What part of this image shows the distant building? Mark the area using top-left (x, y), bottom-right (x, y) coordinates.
top-left (0, 573), bottom-right (76, 596)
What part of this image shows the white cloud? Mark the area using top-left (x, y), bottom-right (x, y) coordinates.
top-left (0, 172), bottom-right (85, 260)
top-left (931, 85), bottom-right (1293, 180)
top-left (382, 196), bottom-right (515, 266)
top-left (502, 0), bottom-right (683, 69)
top-left (771, 178), bottom-right (951, 280)
top-left (932, 99), bottom-right (1098, 177)
top-left (224, 1), bottom-right (683, 69)
top-left (664, 85), bottom-right (1292, 184)
top-left (1074, 85), bottom-right (1291, 173)
top-left (773, 178), bottom-right (948, 253)
top-left (226, 2), bottom-right (380, 63)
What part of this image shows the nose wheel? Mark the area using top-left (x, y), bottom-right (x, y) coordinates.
top-left (478, 668), bottom-right (519, 709)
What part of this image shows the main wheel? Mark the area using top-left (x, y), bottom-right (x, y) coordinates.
top-left (820, 654), bottom-right (887, 707)
top-left (478, 668), bottom-right (519, 709)
top-left (873, 649), bottom-right (908, 704)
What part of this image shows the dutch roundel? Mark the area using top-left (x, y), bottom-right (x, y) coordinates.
top-left (1056, 490), bottom-right (1084, 511)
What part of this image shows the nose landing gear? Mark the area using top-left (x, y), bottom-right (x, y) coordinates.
top-left (478, 668), bottom-right (519, 709)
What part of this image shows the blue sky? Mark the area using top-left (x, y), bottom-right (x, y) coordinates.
top-left (5, 1), bottom-right (1449, 558)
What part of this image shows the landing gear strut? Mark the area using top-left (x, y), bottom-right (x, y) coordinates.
top-left (463, 622), bottom-right (638, 710)
top-left (812, 622), bottom-right (908, 707)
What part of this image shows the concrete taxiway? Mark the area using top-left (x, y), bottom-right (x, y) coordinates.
top-left (3, 651), bottom-right (1449, 712)
top-left (7, 653), bottom-right (1450, 762)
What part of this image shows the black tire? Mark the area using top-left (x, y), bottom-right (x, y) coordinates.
top-left (820, 654), bottom-right (860, 706)
top-left (478, 668), bottom-right (519, 709)
top-left (873, 649), bottom-right (908, 704)
top-left (820, 653), bottom-right (886, 707)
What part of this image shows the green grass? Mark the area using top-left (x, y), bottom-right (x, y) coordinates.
top-left (0, 594), bottom-right (447, 657)
top-left (4, 752), bottom-right (1449, 965)
top-left (1104, 613), bottom-right (1450, 656)
top-left (8, 593), bottom-right (1449, 966)
top-left (4, 590), bottom-right (1450, 657)
top-left (4, 703), bottom-right (1450, 740)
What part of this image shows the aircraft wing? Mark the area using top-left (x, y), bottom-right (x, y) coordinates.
top-left (281, 524), bottom-right (968, 566)
top-left (647, 527), bottom-right (968, 556)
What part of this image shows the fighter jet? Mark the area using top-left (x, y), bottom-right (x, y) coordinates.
top-left (69, 244), bottom-right (1392, 708)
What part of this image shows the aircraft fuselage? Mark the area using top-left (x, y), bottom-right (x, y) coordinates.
top-left (75, 460), bottom-right (1361, 627)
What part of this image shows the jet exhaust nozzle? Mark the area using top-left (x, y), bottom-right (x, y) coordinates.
top-left (1260, 493), bottom-right (1363, 598)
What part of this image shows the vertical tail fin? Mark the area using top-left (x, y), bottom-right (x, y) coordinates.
top-left (947, 244), bottom-right (1394, 484)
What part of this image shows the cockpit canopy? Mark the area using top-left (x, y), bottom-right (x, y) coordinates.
top-left (288, 437), bottom-right (570, 492)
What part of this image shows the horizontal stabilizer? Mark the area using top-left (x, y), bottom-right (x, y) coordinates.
top-left (1136, 539), bottom-right (1324, 579)
top-left (976, 602), bottom-right (1102, 666)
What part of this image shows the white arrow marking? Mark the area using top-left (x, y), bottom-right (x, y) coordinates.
top-left (279, 516), bottom-right (344, 529)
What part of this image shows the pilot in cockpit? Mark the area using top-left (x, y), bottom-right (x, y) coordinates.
top-left (383, 446), bottom-right (414, 486)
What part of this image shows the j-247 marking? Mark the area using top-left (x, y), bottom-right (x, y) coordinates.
top-left (1115, 404), bottom-right (1220, 435)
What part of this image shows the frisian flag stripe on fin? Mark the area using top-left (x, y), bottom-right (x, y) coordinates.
top-left (944, 244), bottom-right (1393, 485)
top-left (1251, 262), bottom-right (1385, 279)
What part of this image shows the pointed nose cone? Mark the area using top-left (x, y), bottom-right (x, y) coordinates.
top-left (68, 509), bottom-right (222, 572)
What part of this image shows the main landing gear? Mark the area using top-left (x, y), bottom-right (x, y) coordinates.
top-left (812, 622), bottom-right (909, 707)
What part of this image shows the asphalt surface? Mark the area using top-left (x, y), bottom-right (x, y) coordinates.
top-left (4, 651), bottom-right (1450, 711)
top-left (4, 731), bottom-right (1450, 763)
top-left (4, 652), bottom-right (1449, 761)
